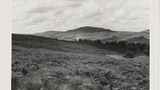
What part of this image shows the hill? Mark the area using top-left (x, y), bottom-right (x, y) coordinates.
top-left (12, 34), bottom-right (149, 90)
top-left (35, 26), bottom-right (149, 44)
top-left (67, 26), bottom-right (113, 33)
top-left (12, 34), bottom-right (118, 55)
top-left (34, 31), bottom-right (62, 38)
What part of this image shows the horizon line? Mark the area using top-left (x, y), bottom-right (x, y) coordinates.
top-left (12, 26), bottom-right (150, 34)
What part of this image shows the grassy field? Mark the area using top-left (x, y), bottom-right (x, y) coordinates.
top-left (12, 34), bottom-right (149, 90)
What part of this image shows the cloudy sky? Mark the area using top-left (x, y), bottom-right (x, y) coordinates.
top-left (12, 0), bottom-right (150, 34)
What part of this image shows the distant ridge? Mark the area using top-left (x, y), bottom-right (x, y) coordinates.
top-left (67, 26), bottom-right (113, 33)
top-left (34, 26), bottom-right (149, 44)
top-left (34, 31), bottom-right (62, 37)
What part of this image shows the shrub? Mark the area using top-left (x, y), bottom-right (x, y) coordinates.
top-left (12, 77), bottom-right (19, 90)
top-left (123, 52), bottom-right (134, 58)
top-left (25, 82), bottom-right (42, 90)
top-left (21, 68), bottom-right (28, 75)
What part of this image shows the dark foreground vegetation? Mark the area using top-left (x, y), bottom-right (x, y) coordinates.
top-left (12, 34), bottom-right (149, 90)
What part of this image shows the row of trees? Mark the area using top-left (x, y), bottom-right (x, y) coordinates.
top-left (77, 39), bottom-right (149, 56)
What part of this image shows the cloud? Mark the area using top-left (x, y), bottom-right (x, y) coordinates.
top-left (27, 7), bottom-right (55, 13)
top-left (12, 0), bottom-right (149, 34)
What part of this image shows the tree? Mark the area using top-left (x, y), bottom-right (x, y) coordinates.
top-left (139, 44), bottom-right (147, 51)
top-left (78, 39), bottom-right (82, 42)
top-left (95, 39), bottom-right (102, 44)
top-left (127, 43), bottom-right (137, 52)
top-left (110, 41), bottom-right (117, 46)
top-left (118, 41), bottom-right (126, 47)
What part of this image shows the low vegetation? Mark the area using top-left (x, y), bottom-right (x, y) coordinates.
top-left (12, 34), bottom-right (149, 90)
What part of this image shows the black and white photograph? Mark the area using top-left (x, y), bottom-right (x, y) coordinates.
top-left (12, 0), bottom-right (150, 90)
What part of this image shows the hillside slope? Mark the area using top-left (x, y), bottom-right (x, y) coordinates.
top-left (12, 34), bottom-right (149, 90)
top-left (12, 34), bottom-right (118, 55)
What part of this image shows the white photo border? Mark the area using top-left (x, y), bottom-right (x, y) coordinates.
top-left (0, 0), bottom-right (159, 90)
top-left (150, 0), bottom-right (159, 89)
